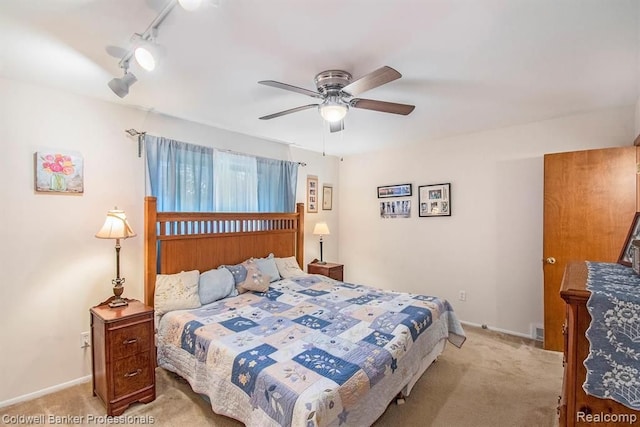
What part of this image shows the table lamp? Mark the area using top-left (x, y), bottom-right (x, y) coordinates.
top-left (313, 222), bottom-right (330, 264)
top-left (95, 208), bottom-right (136, 307)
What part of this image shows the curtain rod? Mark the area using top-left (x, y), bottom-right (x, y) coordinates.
top-left (124, 128), bottom-right (307, 166)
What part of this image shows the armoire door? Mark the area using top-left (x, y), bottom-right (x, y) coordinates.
top-left (543, 146), bottom-right (638, 351)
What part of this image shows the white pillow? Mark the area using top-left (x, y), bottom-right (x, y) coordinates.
top-left (154, 270), bottom-right (201, 316)
top-left (275, 256), bottom-right (306, 279)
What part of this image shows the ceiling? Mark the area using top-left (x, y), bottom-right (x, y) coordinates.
top-left (1, 0), bottom-right (638, 156)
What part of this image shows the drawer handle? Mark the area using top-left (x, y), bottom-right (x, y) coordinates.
top-left (122, 338), bottom-right (138, 345)
top-left (124, 368), bottom-right (142, 378)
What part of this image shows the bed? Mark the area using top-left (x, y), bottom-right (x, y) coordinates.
top-left (144, 196), bottom-right (466, 426)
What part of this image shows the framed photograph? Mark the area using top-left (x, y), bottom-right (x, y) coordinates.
top-left (419, 183), bottom-right (451, 217)
top-left (618, 212), bottom-right (640, 266)
top-left (34, 150), bottom-right (84, 193)
top-left (380, 200), bottom-right (411, 219)
top-left (377, 183), bottom-right (412, 198)
top-left (322, 185), bottom-right (333, 210)
top-left (307, 175), bottom-right (318, 213)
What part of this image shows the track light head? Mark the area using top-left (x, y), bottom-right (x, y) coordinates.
top-left (132, 33), bottom-right (164, 72)
top-left (178, 0), bottom-right (203, 11)
top-left (108, 71), bottom-right (137, 98)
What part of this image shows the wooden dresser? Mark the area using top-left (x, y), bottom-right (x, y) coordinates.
top-left (90, 300), bottom-right (155, 415)
top-left (558, 262), bottom-right (640, 426)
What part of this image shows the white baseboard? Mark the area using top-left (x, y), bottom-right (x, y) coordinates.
top-left (0, 375), bottom-right (91, 409)
top-left (460, 320), bottom-right (534, 340)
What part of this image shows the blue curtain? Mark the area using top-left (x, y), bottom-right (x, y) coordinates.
top-left (145, 135), bottom-right (213, 212)
top-left (145, 134), bottom-right (298, 212)
top-left (257, 157), bottom-right (298, 212)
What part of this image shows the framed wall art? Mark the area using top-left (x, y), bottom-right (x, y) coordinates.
top-left (322, 185), bottom-right (333, 210)
top-left (419, 183), bottom-right (451, 217)
top-left (618, 212), bottom-right (640, 266)
top-left (307, 175), bottom-right (318, 213)
top-left (34, 151), bottom-right (84, 194)
top-left (377, 183), bottom-right (412, 198)
top-left (380, 200), bottom-right (411, 219)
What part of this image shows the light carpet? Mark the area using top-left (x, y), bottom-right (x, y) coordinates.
top-left (0, 325), bottom-right (563, 426)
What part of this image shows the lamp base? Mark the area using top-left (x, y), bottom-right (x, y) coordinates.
top-left (108, 298), bottom-right (129, 308)
top-left (316, 261), bottom-right (327, 265)
top-left (107, 281), bottom-right (128, 308)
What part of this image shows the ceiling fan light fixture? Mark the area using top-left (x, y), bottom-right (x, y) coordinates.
top-left (320, 103), bottom-right (348, 122)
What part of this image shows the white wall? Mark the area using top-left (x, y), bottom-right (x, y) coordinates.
top-left (0, 77), bottom-right (339, 404)
top-left (338, 106), bottom-right (635, 336)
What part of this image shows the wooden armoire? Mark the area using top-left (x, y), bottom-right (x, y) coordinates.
top-left (543, 145), bottom-right (640, 352)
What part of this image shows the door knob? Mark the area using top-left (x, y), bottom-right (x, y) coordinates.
top-left (545, 257), bottom-right (556, 265)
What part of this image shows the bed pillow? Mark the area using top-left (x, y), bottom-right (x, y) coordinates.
top-left (154, 269), bottom-right (201, 316)
top-left (275, 256), bottom-right (306, 279)
top-left (254, 253), bottom-right (281, 282)
top-left (198, 267), bottom-right (235, 305)
top-left (218, 263), bottom-right (247, 286)
top-left (237, 259), bottom-right (271, 293)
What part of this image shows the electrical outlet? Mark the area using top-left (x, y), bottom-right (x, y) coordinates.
top-left (80, 332), bottom-right (90, 349)
top-left (458, 290), bottom-right (467, 301)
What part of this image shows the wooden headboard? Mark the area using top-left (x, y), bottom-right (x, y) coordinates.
top-left (144, 196), bottom-right (305, 307)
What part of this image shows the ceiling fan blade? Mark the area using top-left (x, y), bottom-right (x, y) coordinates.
top-left (258, 80), bottom-right (324, 99)
top-left (350, 98), bottom-right (415, 115)
top-left (341, 66), bottom-right (402, 97)
top-left (329, 120), bottom-right (345, 133)
top-left (259, 104), bottom-right (319, 120)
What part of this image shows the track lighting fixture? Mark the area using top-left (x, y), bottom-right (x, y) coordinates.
top-left (107, 0), bottom-right (207, 98)
top-left (178, 0), bottom-right (204, 11)
top-left (132, 31), bottom-right (164, 72)
top-left (108, 63), bottom-right (137, 98)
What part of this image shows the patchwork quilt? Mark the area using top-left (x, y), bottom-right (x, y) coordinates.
top-left (157, 274), bottom-right (466, 426)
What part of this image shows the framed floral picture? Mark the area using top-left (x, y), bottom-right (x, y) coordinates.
top-left (35, 151), bottom-right (84, 193)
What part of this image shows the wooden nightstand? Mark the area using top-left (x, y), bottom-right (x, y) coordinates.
top-left (90, 299), bottom-right (155, 416)
top-left (308, 259), bottom-right (344, 281)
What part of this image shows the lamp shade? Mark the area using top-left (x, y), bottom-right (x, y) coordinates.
top-left (313, 222), bottom-right (330, 236)
top-left (95, 209), bottom-right (136, 240)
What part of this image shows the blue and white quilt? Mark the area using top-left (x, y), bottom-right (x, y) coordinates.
top-left (157, 274), bottom-right (465, 426)
top-left (585, 262), bottom-right (640, 410)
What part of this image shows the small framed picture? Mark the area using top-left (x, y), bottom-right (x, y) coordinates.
top-left (419, 183), bottom-right (451, 217)
top-left (322, 185), bottom-right (333, 210)
top-left (377, 183), bottom-right (412, 198)
top-left (618, 212), bottom-right (640, 266)
top-left (307, 175), bottom-right (318, 213)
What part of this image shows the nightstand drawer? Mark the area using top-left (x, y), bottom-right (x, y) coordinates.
top-left (113, 353), bottom-right (153, 397)
top-left (111, 322), bottom-right (152, 360)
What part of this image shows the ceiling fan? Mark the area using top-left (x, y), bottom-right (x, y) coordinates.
top-left (258, 66), bottom-right (415, 133)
